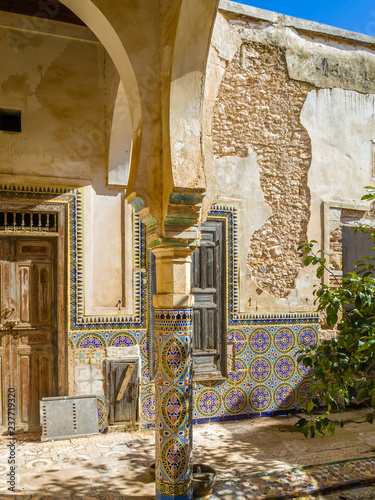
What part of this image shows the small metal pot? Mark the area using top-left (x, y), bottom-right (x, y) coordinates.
top-left (147, 462), bottom-right (217, 498)
top-left (193, 464), bottom-right (217, 498)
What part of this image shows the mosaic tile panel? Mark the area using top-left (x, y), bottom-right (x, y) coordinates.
top-left (191, 320), bottom-right (318, 422)
top-left (154, 309), bottom-right (193, 500)
top-left (97, 396), bottom-right (107, 433)
top-left (141, 392), bottom-right (156, 424)
top-left (73, 349), bottom-right (106, 365)
top-left (68, 189), bottom-right (147, 332)
top-left (74, 364), bottom-right (104, 396)
top-left (73, 349), bottom-right (107, 430)
top-left (0, 187), bottom-right (320, 432)
top-left (196, 389), bottom-right (222, 419)
top-left (53, 188), bottom-right (319, 429)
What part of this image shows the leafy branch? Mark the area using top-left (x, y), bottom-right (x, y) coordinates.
top-left (295, 187), bottom-right (375, 437)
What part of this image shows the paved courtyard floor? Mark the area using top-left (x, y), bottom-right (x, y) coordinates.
top-left (2, 409), bottom-right (375, 499)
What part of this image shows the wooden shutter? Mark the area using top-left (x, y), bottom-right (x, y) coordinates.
top-left (106, 359), bottom-right (139, 425)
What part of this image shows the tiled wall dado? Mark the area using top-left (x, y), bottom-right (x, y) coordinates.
top-left (0, 185), bottom-right (318, 431)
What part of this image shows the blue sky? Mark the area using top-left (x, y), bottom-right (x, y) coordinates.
top-left (237, 0), bottom-right (375, 36)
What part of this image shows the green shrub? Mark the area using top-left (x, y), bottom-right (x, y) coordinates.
top-left (296, 187), bottom-right (375, 437)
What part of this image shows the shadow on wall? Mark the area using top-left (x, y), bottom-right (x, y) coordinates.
top-left (189, 324), bottom-right (318, 424)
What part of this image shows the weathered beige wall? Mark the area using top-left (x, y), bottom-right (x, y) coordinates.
top-left (302, 89), bottom-right (375, 207)
top-left (212, 35), bottom-right (313, 311)
top-left (302, 88), bottom-right (375, 292)
top-left (0, 24), bottom-right (107, 180)
top-left (107, 81), bottom-right (132, 187)
top-left (210, 8), bottom-right (375, 313)
top-left (0, 14), bottom-right (134, 312)
top-left (83, 187), bottom-right (134, 315)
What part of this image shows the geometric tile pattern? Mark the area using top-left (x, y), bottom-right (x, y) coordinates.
top-left (0, 186), bottom-right (321, 433)
top-left (188, 207), bottom-right (320, 424)
top-left (61, 195), bottom-right (320, 428)
top-left (74, 364), bottom-right (104, 396)
top-left (154, 308), bottom-right (193, 500)
top-left (73, 349), bottom-right (106, 431)
top-left (70, 330), bottom-right (140, 349)
top-left (193, 322), bottom-right (318, 423)
top-left (249, 384), bottom-right (272, 412)
top-left (196, 389), bottom-right (222, 418)
top-left (63, 200), bottom-right (320, 428)
top-left (97, 396), bottom-right (107, 432)
top-left (141, 392), bottom-right (156, 423)
top-left (67, 190), bottom-right (147, 332)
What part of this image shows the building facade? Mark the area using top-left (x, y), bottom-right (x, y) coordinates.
top-left (1, 0), bottom-right (375, 498)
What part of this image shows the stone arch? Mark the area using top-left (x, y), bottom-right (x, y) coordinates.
top-left (59, 0), bottom-right (142, 184)
top-left (169, 0), bottom-right (220, 191)
top-left (201, 13), bottom-right (242, 218)
top-left (107, 80), bottom-right (132, 187)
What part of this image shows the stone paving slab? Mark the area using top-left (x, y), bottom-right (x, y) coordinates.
top-left (1, 410), bottom-right (375, 499)
top-left (205, 457), bottom-right (375, 499)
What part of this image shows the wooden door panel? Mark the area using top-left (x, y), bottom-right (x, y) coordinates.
top-left (9, 266), bottom-right (17, 320)
top-left (9, 336), bottom-right (20, 425)
top-left (106, 360), bottom-right (139, 425)
top-left (114, 366), bottom-right (131, 423)
top-left (191, 220), bottom-right (225, 378)
top-left (192, 229), bottom-right (218, 351)
top-left (16, 240), bottom-right (52, 259)
top-left (0, 236), bottom-right (56, 433)
top-left (206, 246), bottom-right (214, 288)
top-left (0, 254), bottom-right (14, 331)
top-left (39, 354), bottom-right (52, 401)
top-left (193, 310), bottom-right (201, 350)
top-left (207, 308), bottom-right (216, 349)
top-left (28, 353), bottom-right (39, 427)
top-left (192, 251), bottom-right (200, 289)
top-left (19, 265), bottom-right (31, 325)
top-left (36, 264), bottom-right (51, 324)
top-left (20, 355), bottom-right (30, 424)
top-left (19, 332), bottom-right (50, 345)
top-left (18, 351), bottom-right (53, 429)
top-left (0, 238), bottom-right (6, 259)
top-left (0, 355), bottom-right (2, 427)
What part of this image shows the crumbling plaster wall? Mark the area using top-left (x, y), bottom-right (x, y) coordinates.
top-left (0, 28), bottom-right (106, 181)
top-left (0, 17), bottom-right (133, 313)
top-left (211, 13), bottom-right (375, 312)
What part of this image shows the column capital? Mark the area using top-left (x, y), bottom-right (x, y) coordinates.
top-left (152, 245), bottom-right (195, 309)
top-left (151, 245), bottom-right (196, 260)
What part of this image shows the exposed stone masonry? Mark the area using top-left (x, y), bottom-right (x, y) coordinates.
top-left (212, 40), bottom-right (313, 298)
top-left (329, 224), bottom-right (343, 287)
top-left (329, 208), bottom-right (375, 287)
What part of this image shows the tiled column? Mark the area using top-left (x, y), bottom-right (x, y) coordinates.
top-left (153, 246), bottom-right (194, 500)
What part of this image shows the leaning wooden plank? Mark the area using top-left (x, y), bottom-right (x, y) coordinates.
top-left (116, 364), bottom-right (135, 402)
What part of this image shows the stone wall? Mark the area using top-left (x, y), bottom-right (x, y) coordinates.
top-left (212, 41), bottom-right (313, 298)
top-left (329, 207), bottom-right (375, 287)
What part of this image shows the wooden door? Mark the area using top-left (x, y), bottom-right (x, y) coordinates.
top-left (191, 219), bottom-right (226, 378)
top-left (342, 227), bottom-right (375, 276)
top-left (0, 237), bottom-right (56, 433)
top-left (106, 359), bottom-right (139, 425)
top-left (148, 220), bottom-right (227, 380)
